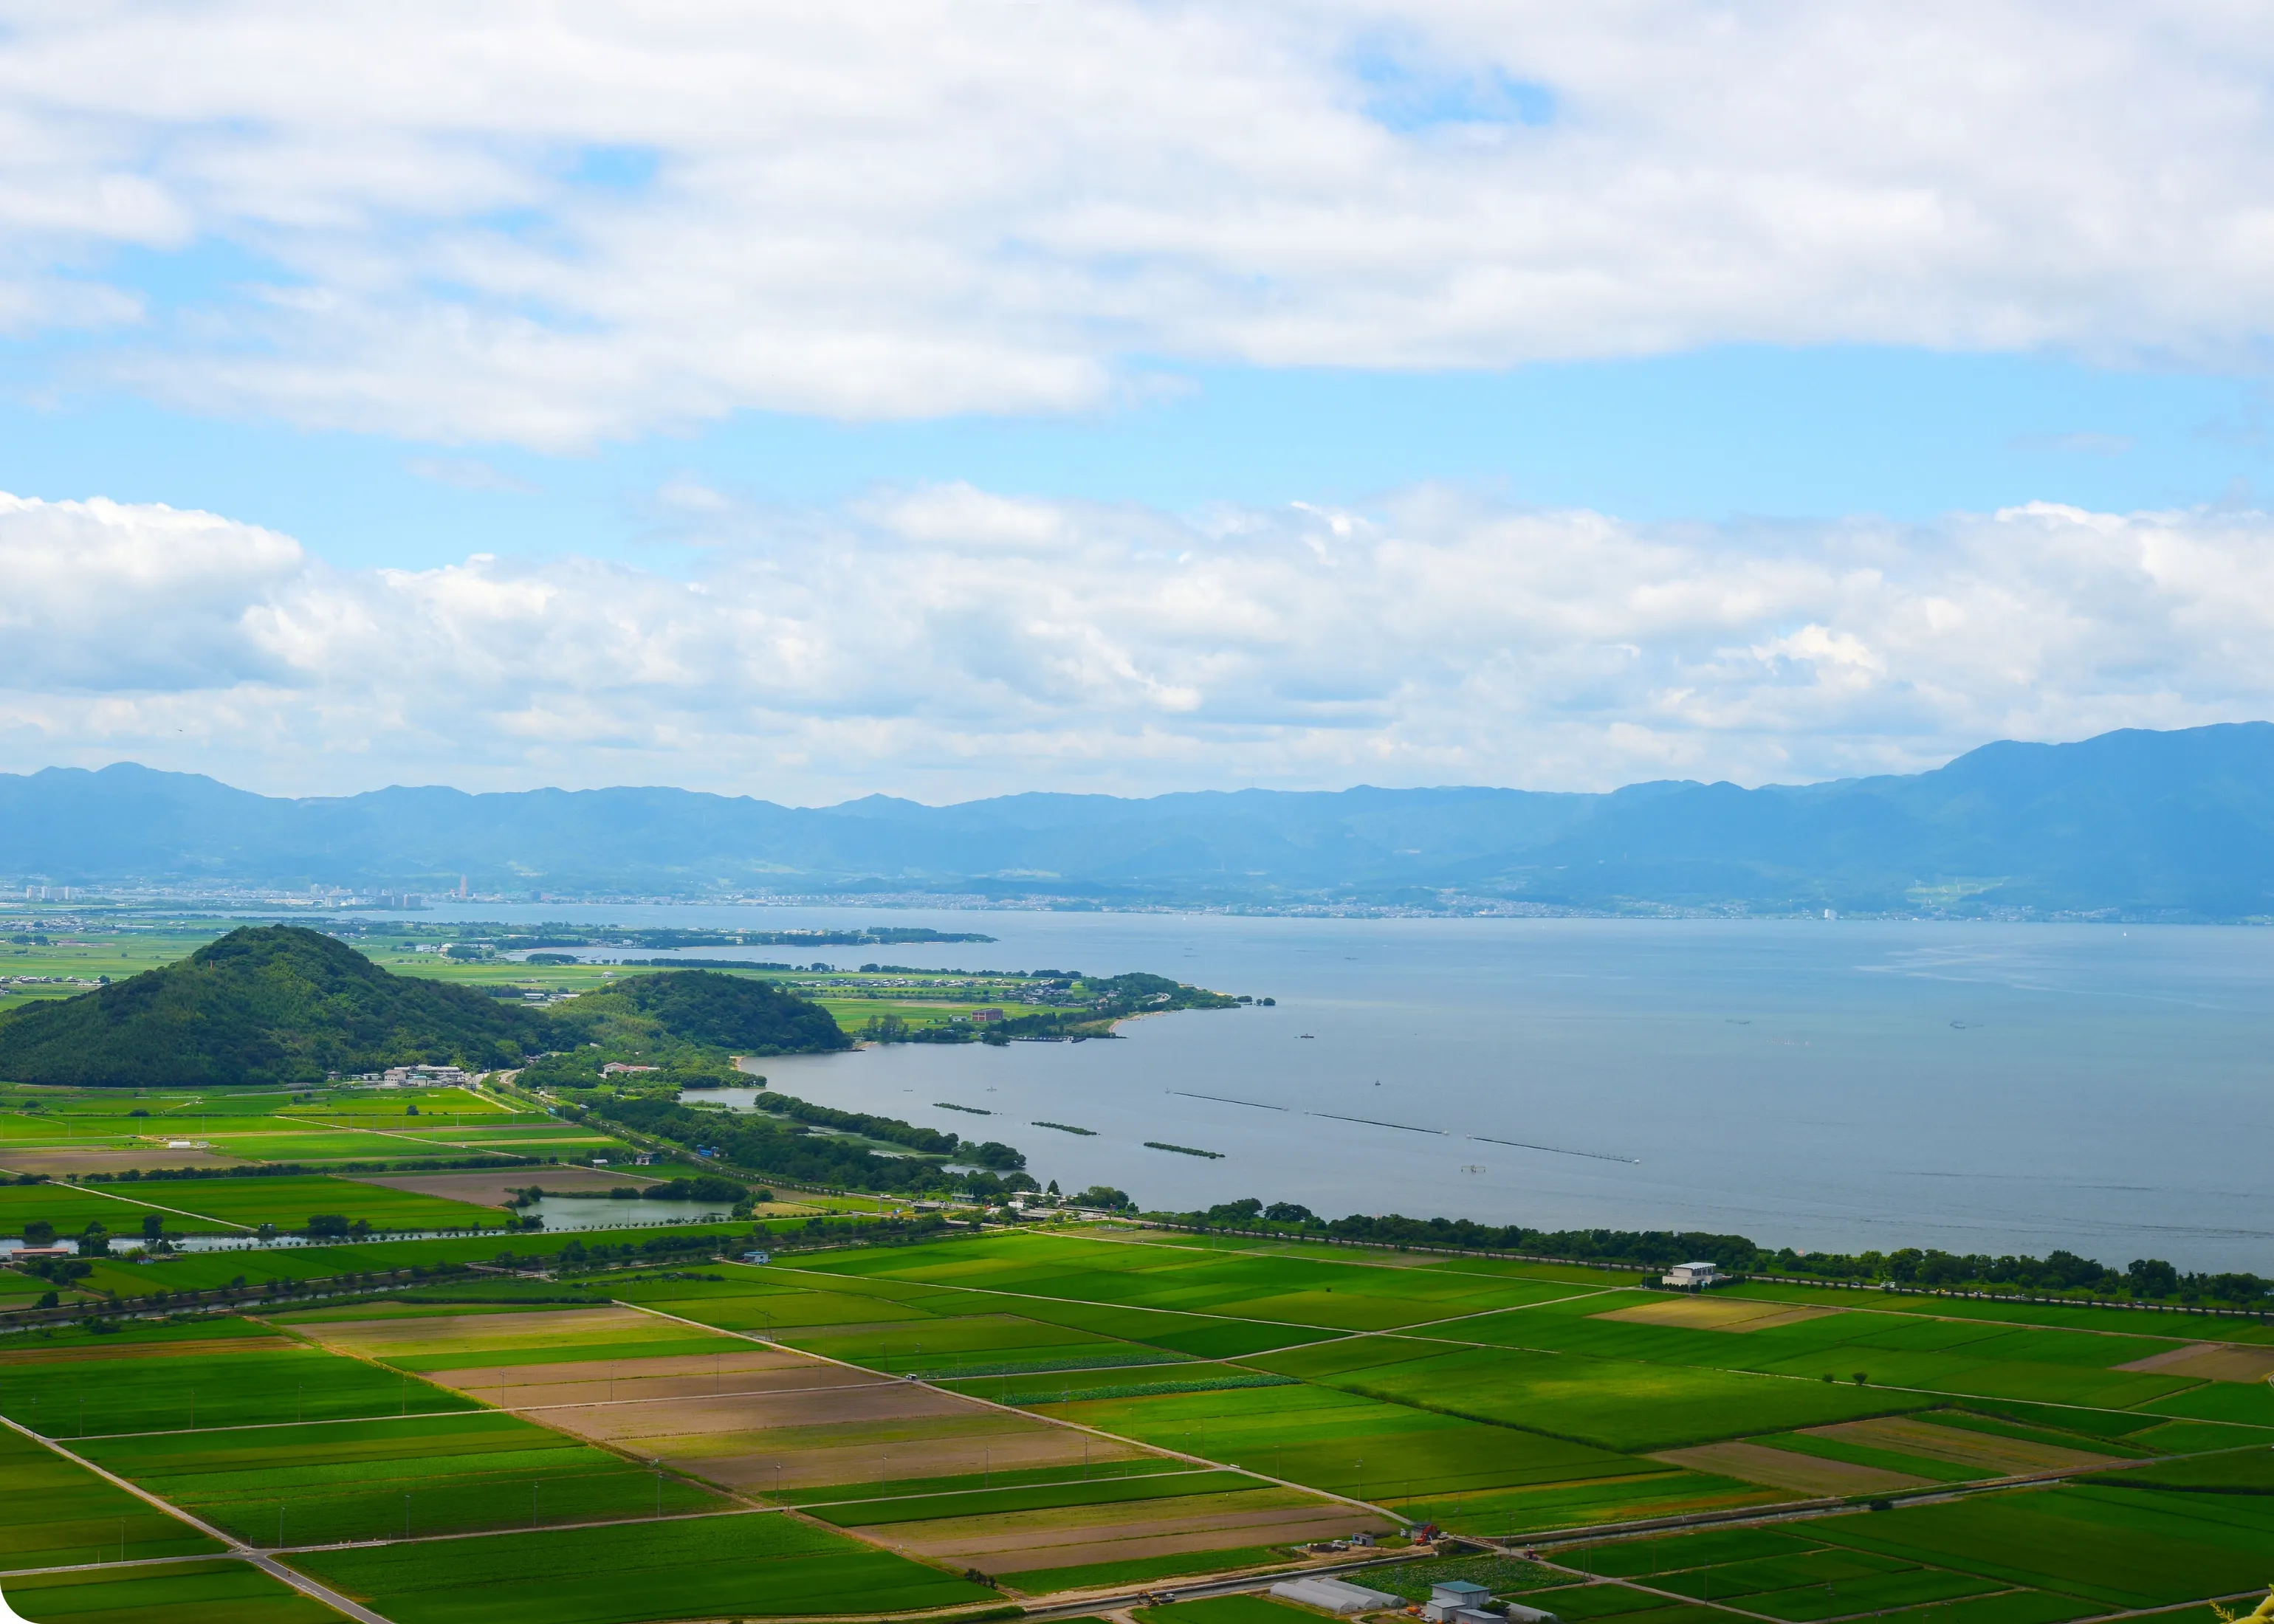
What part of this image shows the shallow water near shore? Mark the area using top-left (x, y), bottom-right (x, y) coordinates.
top-left (412, 902), bottom-right (2274, 1271)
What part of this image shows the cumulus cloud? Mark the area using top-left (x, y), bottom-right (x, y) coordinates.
top-left (0, 4), bottom-right (2272, 444)
top-left (4, 485), bottom-right (2273, 802)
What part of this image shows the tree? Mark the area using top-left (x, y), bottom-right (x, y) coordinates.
top-left (2127, 1257), bottom-right (2180, 1298)
top-left (79, 1222), bottom-right (110, 1259)
top-left (23, 1219), bottom-right (54, 1248)
top-left (141, 1212), bottom-right (163, 1241)
top-left (1265, 1202), bottom-right (1315, 1224)
top-left (1207, 1198), bottom-right (1263, 1224)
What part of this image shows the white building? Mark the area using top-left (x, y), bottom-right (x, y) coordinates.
top-left (382, 1064), bottom-right (470, 1085)
top-left (1663, 1261), bottom-right (1725, 1290)
top-left (1271, 1579), bottom-right (1404, 1615)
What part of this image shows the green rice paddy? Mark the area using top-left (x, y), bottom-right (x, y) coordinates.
top-left (1132, 1594), bottom-right (1323, 1624)
top-left (1000, 1544), bottom-right (1302, 1597)
top-left (0, 1326), bottom-right (484, 1435)
top-left (287, 1510), bottom-right (997, 1623)
top-left (0, 1420), bottom-right (224, 1572)
top-left (75, 1409), bottom-right (727, 1545)
top-left (16, 1214), bottom-right (2274, 1620)
top-left (0, 1557), bottom-right (351, 1623)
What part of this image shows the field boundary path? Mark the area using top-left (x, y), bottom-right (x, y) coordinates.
top-left (0, 1410), bottom-right (395, 1624)
top-left (619, 1296), bottom-right (1409, 1528)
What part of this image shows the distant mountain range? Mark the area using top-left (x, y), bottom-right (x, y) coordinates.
top-left (6, 723), bottom-right (2274, 918)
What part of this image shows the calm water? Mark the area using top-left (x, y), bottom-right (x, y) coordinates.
top-left (411, 904), bottom-right (2274, 1272)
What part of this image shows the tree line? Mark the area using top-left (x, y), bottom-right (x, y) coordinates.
top-left (1180, 1201), bottom-right (2272, 1309)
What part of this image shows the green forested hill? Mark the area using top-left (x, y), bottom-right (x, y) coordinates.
top-left (516, 968), bottom-right (851, 1093)
top-left (0, 925), bottom-right (547, 1086)
top-left (591, 968), bottom-right (853, 1056)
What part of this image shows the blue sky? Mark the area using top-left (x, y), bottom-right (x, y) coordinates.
top-left (1, 347), bottom-right (2261, 571)
top-left (3, 4), bottom-right (2274, 802)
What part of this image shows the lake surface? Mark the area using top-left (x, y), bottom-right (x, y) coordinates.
top-left (410, 903), bottom-right (2274, 1272)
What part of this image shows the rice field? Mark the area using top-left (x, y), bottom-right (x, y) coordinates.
top-left (18, 1222), bottom-right (2274, 1618)
top-left (0, 1319), bottom-right (484, 1436)
top-left (75, 1409), bottom-right (728, 1546)
top-left (1563, 1476), bottom-right (2274, 1616)
top-left (286, 1509), bottom-right (998, 1623)
top-left (0, 1418), bottom-right (224, 1572)
top-left (0, 1556), bottom-right (352, 1623)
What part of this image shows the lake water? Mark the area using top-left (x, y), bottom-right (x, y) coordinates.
top-left (409, 903), bottom-right (2274, 1273)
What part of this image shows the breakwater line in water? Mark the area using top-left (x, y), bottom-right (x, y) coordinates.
top-left (1466, 1133), bottom-right (1640, 1165)
top-left (1175, 1091), bottom-right (1637, 1162)
top-left (1305, 1109), bottom-right (1446, 1135)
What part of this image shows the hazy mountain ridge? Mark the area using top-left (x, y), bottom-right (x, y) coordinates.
top-left (4, 723), bottom-right (2273, 918)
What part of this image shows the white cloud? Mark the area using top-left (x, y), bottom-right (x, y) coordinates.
top-left (0, 4), bottom-right (2271, 444)
top-left (4, 484), bottom-right (2274, 802)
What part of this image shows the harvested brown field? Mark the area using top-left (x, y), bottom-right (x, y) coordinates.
top-left (561, 1382), bottom-right (1133, 1493)
top-left (0, 1147), bottom-right (244, 1176)
top-left (879, 1489), bottom-right (1392, 1577)
top-left (1804, 1416), bottom-right (2122, 1475)
top-left (1593, 1296), bottom-right (1843, 1332)
top-left (304, 1304), bottom-right (697, 1359)
top-left (1651, 1441), bottom-right (1925, 1497)
top-left (315, 1299), bottom-right (1143, 1497)
top-left (543, 1379), bottom-right (994, 1442)
top-left (2115, 1341), bottom-right (2274, 1383)
top-left (434, 1348), bottom-right (854, 1408)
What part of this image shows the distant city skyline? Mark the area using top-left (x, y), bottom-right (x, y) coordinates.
top-left (4, 6), bottom-right (2274, 801)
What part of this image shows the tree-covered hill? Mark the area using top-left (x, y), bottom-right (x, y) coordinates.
top-left (0, 925), bottom-right (547, 1087)
top-left (589, 968), bottom-right (853, 1056)
top-left (515, 968), bottom-right (850, 1093)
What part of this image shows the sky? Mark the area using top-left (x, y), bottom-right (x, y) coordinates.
top-left (5, 1), bottom-right (2274, 805)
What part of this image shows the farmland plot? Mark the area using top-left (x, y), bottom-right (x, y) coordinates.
top-left (286, 1510), bottom-right (995, 1624)
top-left (75, 1410), bottom-right (727, 1545)
top-left (1, 1556), bottom-right (350, 1623)
top-left (0, 1419), bottom-right (223, 1572)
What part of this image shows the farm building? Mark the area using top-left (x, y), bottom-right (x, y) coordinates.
top-left (1662, 1260), bottom-right (1724, 1289)
top-left (1423, 1580), bottom-right (1505, 1623)
top-left (1271, 1577), bottom-right (1404, 1614)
